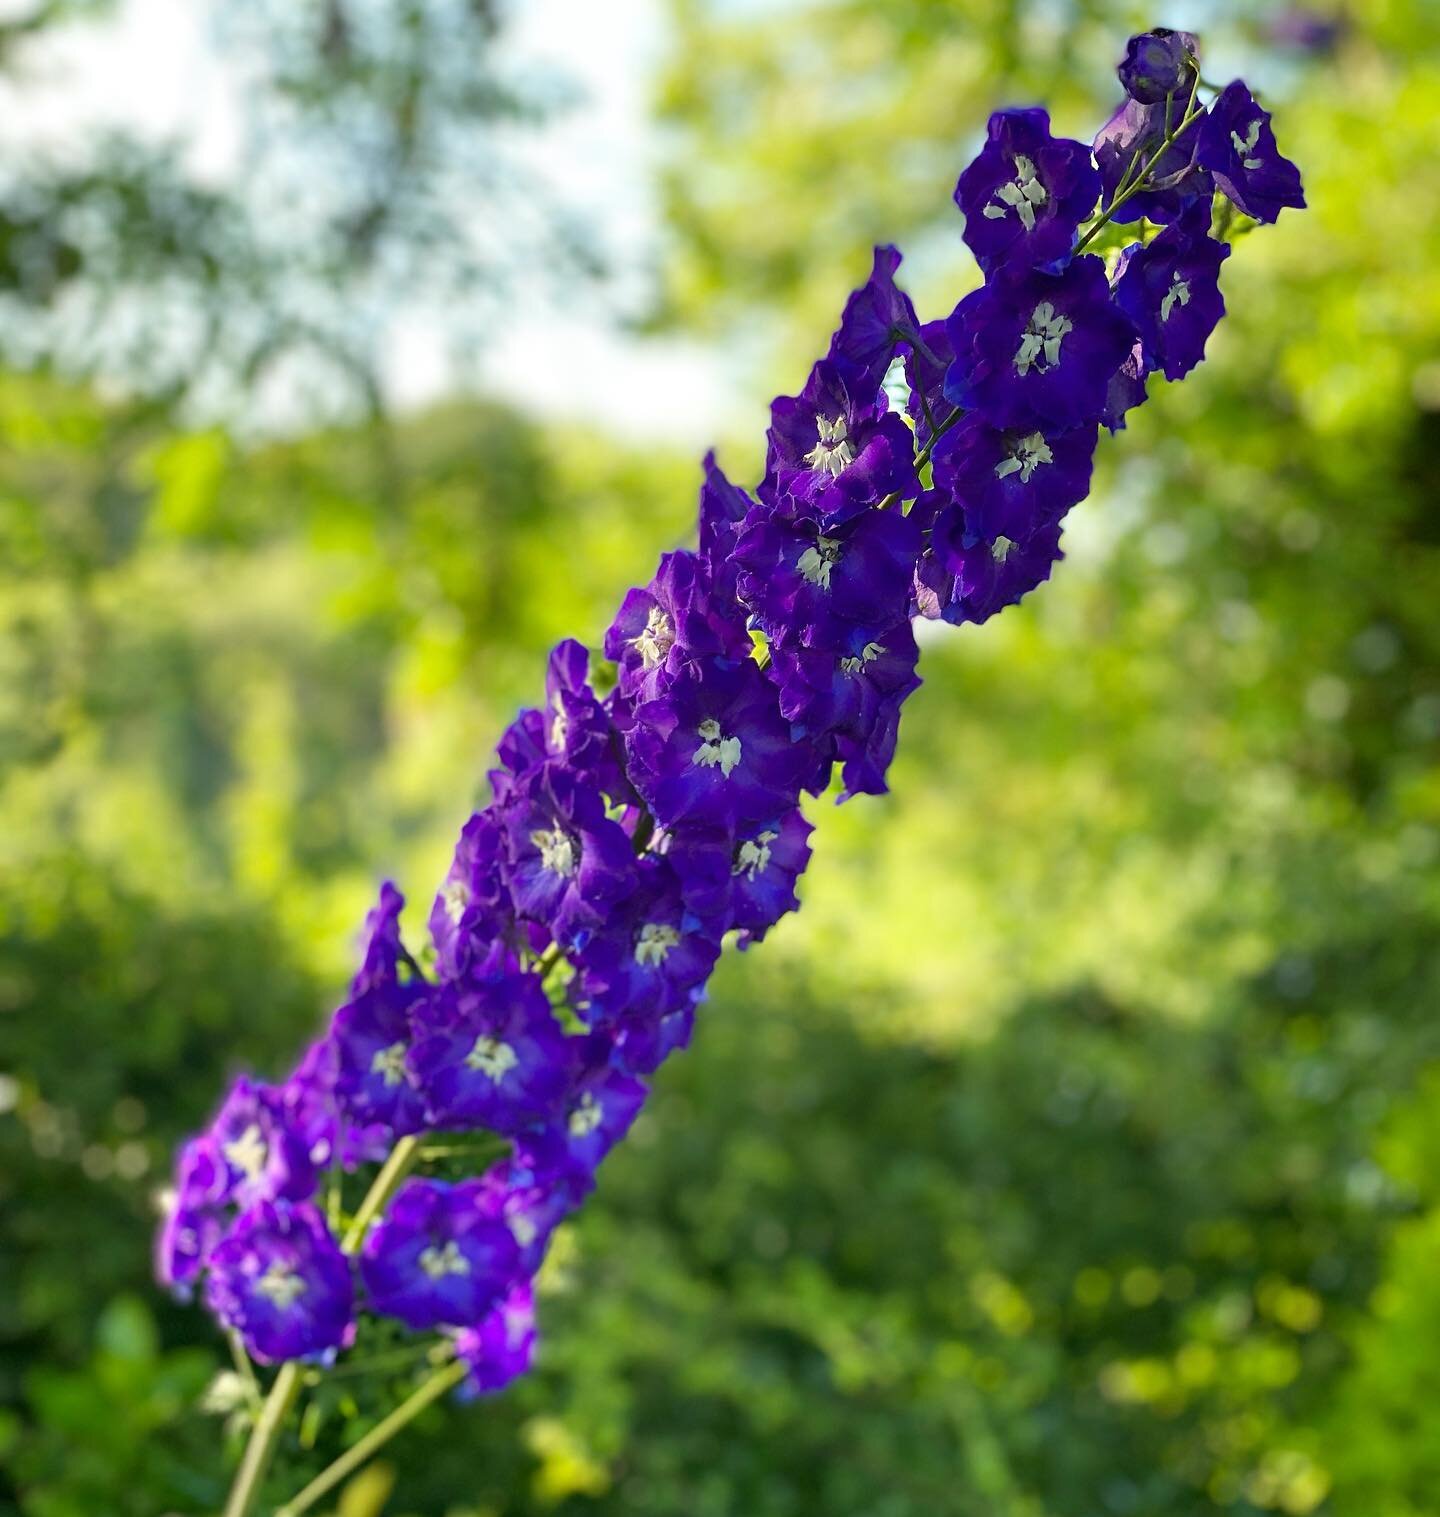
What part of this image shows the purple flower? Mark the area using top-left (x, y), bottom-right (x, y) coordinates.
top-left (1198, 81), bottom-right (1306, 224)
top-left (156, 1136), bottom-right (228, 1296)
top-left (516, 1042), bottom-right (647, 1191)
top-left (284, 1036), bottom-right (391, 1173)
top-left (1117, 29), bottom-right (1200, 105)
top-left (1094, 99), bottom-right (1208, 225)
top-left (203, 1201), bottom-right (354, 1365)
top-left (542, 640), bottom-right (632, 803)
top-left (921, 508), bottom-right (1065, 627)
top-left (454, 1281), bottom-right (537, 1398)
top-left (954, 109), bottom-right (1101, 275)
top-left (409, 948), bottom-right (572, 1136)
top-left (330, 994), bottom-right (428, 1140)
top-left (208, 1077), bottom-right (316, 1209)
top-left (429, 810), bottom-right (512, 981)
top-left (735, 504), bottom-right (922, 651)
top-left (626, 655), bottom-right (810, 833)
top-left (499, 765), bottom-right (636, 944)
top-left (327, 883), bottom-right (430, 1139)
top-left (945, 256), bottom-right (1137, 431)
top-left (697, 452), bottom-right (757, 594)
top-left (604, 550), bottom-right (750, 702)
top-left (771, 621), bottom-right (922, 799)
top-left (1114, 202), bottom-right (1230, 382)
top-left (360, 1178), bottom-right (519, 1332)
top-left (660, 808), bottom-right (813, 946)
top-left (476, 1160), bottom-right (577, 1275)
top-left (572, 856), bottom-right (723, 1027)
top-left (608, 1002), bottom-right (698, 1076)
top-left (352, 880), bottom-right (414, 995)
top-left (827, 245), bottom-right (922, 390)
top-left (931, 413), bottom-right (1097, 542)
top-left (761, 355), bottom-right (918, 524)
top-left (1102, 339), bottom-right (1150, 433)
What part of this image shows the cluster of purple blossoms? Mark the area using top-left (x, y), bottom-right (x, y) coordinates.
top-left (158, 30), bottom-right (1303, 1398)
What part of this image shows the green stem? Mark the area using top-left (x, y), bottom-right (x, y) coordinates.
top-left (275, 1360), bottom-right (469, 1517)
top-left (221, 1361), bottom-right (304, 1517)
top-left (1076, 81), bottom-right (1205, 253)
top-left (340, 1133), bottom-right (423, 1254)
top-left (228, 1331), bottom-right (263, 1413)
top-left (219, 1134), bottom-right (426, 1516)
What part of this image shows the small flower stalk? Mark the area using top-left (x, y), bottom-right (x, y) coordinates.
top-left (157, 31), bottom-right (1304, 1514)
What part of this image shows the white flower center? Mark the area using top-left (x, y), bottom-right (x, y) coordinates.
top-left (634, 922), bottom-right (681, 967)
top-left (549, 694), bottom-right (568, 752)
top-left (839, 641), bottom-right (885, 675)
top-left (509, 1213), bottom-right (538, 1249)
top-left (531, 826), bottom-right (578, 878)
top-left (418, 1240), bottom-right (471, 1280)
top-left (1231, 118), bottom-right (1264, 171)
top-left (1160, 276), bottom-right (1192, 322)
top-left (223, 1123), bottom-right (269, 1183)
top-left (465, 1036), bottom-right (519, 1083)
top-left (992, 535), bottom-right (1018, 564)
top-left (440, 877), bottom-right (470, 925)
top-left (693, 718), bottom-right (742, 778)
top-left (733, 830), bottom-right (778, 881)
top-left (255, 1260), bottom-right (307, 1310)
top-left (1014, 302), bottom-right (1073, 377)
top-left (568, 1091), bottom-right (604, 1138)
top-left (983, 153), bottom-right (1049, 232)
top-left (369, 1041), bottom-right (408, 1088)
top-left (797, 535), bottom-right (842, 590)
top-left (632, 604), bottom-right (675, 670)
top-left (994, 431), bottom-right (1053, 483)
top-left (803, 415), bottom-right (856, 478)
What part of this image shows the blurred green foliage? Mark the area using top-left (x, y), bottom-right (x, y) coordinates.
top-left (4, 1), bottom-right (1440, 1515)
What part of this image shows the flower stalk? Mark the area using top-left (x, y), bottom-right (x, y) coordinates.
top-left (160, 26), bottom-right (1305, 1514)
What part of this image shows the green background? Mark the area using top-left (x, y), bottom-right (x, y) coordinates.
top-left (3, 2), bottom-right (1440, 1514)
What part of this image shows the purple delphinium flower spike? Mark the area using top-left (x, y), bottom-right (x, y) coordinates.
top-left (945, 256), bottom-right (1137, 432)
top-left (1117, 29), bottom-right (1200, 105)
top-left (409, 946), bottom-right (572, 1136)
top-left (454, 1281), bottom-right (537, 1398)
top-left (203, 1201), bottom-right (355, 1364)
top-left (1198, 81), bottom-right (1306, 224)
top-left (931, 412), bottom-right (1098, 543)
top-left (360, 1178), bottom-right (520, 1332)
top-left (1114, 201), bottom-right (1231, 382)
top-left (954, 109), bottom-right (1101, 275)
top-left (762, 355), bottom-right (918, 524)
